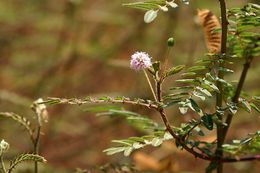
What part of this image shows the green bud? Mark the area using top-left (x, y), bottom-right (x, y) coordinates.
top-left (167, 37), bottom-right (175, 47)
top-left (152, 61), bottom-right (160, 73)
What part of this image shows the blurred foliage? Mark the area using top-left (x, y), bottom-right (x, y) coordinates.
top-left (222, 131), bottom-right (260, 155)
top-left (0, 0), bottom-right (259, 173)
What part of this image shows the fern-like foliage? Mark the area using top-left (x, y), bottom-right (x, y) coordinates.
top-left (222, 131), bottom-right (260, 156)
top-left (103, 132), bottom-right (173, 156)
top-left (0, 112), bottom-right (33, 137)
top-left (96, 109), bottom-right (159, 131)
top-left (8, 154), bottom-right (46, 173)
top-left (224, 3), bottom-right (260, 114)
top-left (250, 96), bottom-right (260, 113)
top-left (101, 108), bottom-right (214, 157)
top-left (94, 108), bottom-right (170, 156)
top-left (228, 3), bottom-right (260, 58)
top-left (166, 3), bottom-right (260, 119)
top-left (164, 62), bottom-right (219, 109)
top-left (123, 0), bottom-right (166, 10)
top-left (86, 105), bottom-right (207, 156)
top-left (122, 0), bottom-right (189, 23)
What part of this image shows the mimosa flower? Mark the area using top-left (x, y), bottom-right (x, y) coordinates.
top-left (130, 52), bottom-right (152, 71)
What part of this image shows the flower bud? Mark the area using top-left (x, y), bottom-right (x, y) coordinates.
top-left (0, 139), bottom-right (9, 153)
top-left (167, 37), bottom-right (175, 47)
top-left (32, 98), bottom-right (49, 126)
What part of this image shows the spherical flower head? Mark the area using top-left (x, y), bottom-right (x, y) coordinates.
top-left (130, 52), bottom-right (152, 71)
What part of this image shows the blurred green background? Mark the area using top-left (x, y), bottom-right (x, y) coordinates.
top-left (0, 0), bottom-right (259, 172)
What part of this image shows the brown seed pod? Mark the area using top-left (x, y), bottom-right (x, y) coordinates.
top-left (197, 9), bottom-right (221, 53)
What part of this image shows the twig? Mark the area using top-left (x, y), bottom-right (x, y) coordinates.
top-left (155, 76), bottom-right (213, 161)
top-left (156, 80), bottom-right (163, 102)
top-left (44, 96), bottom-right (260, 163)
top-left (223, 56), bottom-right (253, 139)
top-left (143, 69), bottom-right (158, 102)
top-left (33, 126), bottom-right (41, 173)
top-left (45, 97), bottom-right (159, 110)
top-left (157, 108), bottom-right (213, 160)
top-left (156, 91), bottom-right (260, 163)
top-left (220, 155), bottom-right (260, 162)
top-left (182, 121), bottom-right (201, 140)
top-left (0, 154), bottom-right (7, 173)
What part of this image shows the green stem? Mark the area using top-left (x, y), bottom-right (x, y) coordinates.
top-left (162, 47), bottom-right (172, 72)
top-left (213, 0), bottom-right (228, 172)
top-left (45, 97), bottom-right (260, 162)
top-left (223, 56), bottom-right (253, 140)
top-left (155, 73), bottom-right (212, 161)
top-left (156, 80), bottom-right (162, 102)
top-left (34, 126), bottom-right (41, 173)
top-left (0, 154), bottom-right (7, 173)
top-left (143, 69), bottom-right (158, 102)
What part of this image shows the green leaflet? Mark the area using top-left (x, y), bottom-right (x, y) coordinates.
top-left (164, 65), bottom-right (185, 78)
top-left (144, 10), bottom-right (158, 23)
top-left (9, 154), bottom-right (46, 172)
top-left (103, 132), bottom-right (173, 156)
top-left (201, 114), bottom-right (214, 130)
top-left (240, 98), bottom-right (252, 113)
top-left (123, 0), bottom-right (166, 10)
top-left (222, 131), bottom-right (260, 155)
top-left (250, 103), bottom-right (260, 113)
top-left (97, 109), bottom-right (158, 130)
top-left (123, 1), bottom-right (187, 23)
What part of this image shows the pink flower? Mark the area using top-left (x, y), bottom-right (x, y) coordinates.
top-left (130, 52), bottom-right (152, 71)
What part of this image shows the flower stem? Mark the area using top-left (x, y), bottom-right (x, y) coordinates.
top-left (0, 154), bottom-right (7, 173)
top-left (212, 0), bottom-right (228, 172)
top-left (143, 69), bottom-right (158, 102)
top-left (162, 47), bottom-right (172, 72)
top-left (34, 126), bottom-right (41, 173)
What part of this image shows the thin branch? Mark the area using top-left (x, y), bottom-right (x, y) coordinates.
top-left (0, 154), bottom-right (7, 173)
top-left (213, 0), bottom-right (228, 172)
top-left (182, 121), bottom-right (201, 140)
top-left (223, 56), bottom-right (253, 139)
top-left (156, 81), bottom-right (162, 102)
top-left (157, 105), bottom-right (260, 163)
top-left (45, 97), bottom-right (159, 110)
top-left (221, 155), bottom-right (260, 162)
top-left (47, 95), bottom-right (213, 161)
top-left (143, 69), bottom-right (158, 102)
top-left (33, 126), bottom-right (41, 173)
top-left (157, 108), bottom-right (212, 160)
top-left (45, 96), bottom-right (260, 163)
top-left (155, 74), bottom-right (213, 161)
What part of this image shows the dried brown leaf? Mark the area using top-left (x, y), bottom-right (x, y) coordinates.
top-left (198, 9), bottom-right (221, 53)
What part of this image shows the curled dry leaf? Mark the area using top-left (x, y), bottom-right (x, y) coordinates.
top-left (197, 9), bottom-right (221, 53)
